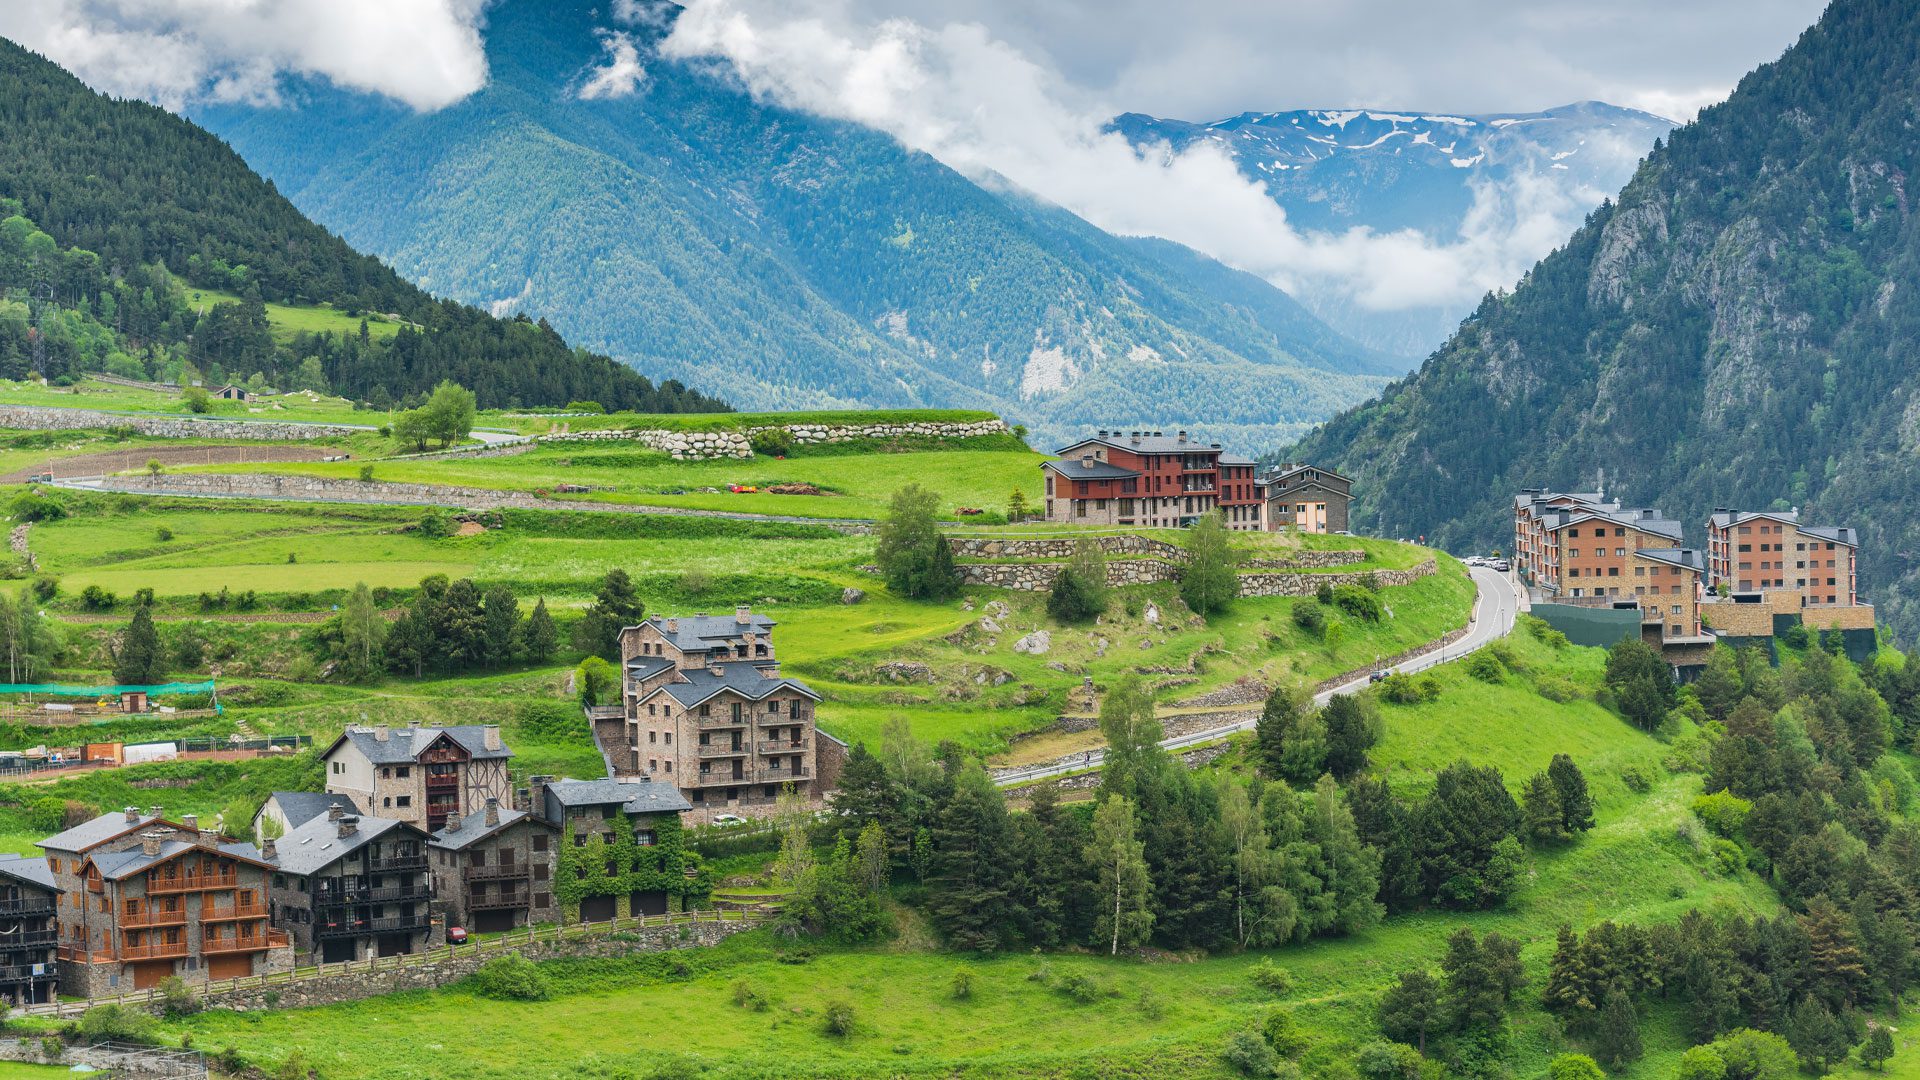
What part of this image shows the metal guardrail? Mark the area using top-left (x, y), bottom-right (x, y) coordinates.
top-left (16, 908), bottom-right (763, 1019)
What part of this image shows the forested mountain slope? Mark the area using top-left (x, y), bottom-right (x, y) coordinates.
top-left (191, 0), bottom-right (1391, 448)
top-left (1291, 0), bottom-right (1920, 640)
top-left (0, 37), bottom-right (722, 412)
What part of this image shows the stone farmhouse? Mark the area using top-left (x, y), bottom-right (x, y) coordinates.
top-left (527, 776), bottom-right (692, 922)
top-left (264, 804), bottom-right (435, 964)
top-left (321, 723), bottom-right (513, 834)
top-left (428, 796), bottom-right (559, 934)
top-left (615, 608), bottom-right (840, 822)
top-left (0, 854), bottom-right (58, 1005)
top-left (43, 807), bottom-right (290, 994)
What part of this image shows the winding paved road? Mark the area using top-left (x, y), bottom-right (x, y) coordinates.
top-left (993, 564), bottom-right (1526, 788)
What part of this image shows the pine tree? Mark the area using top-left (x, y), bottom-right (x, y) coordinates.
top-left (1786, 996), bottom-right (1852, 1073)
top-left (1256, 684), bottom-right (1325, 784)
top-left (831, 743), bottom-right (897, 838)
top-left (480, 584), bottom-right (520, 667)
top-left (112, 602), bottom-right (164, 685)
top-left (1595, 986), bottom-right (1643, 1068)
top-left (1694, 647), bottom-right (1744, 721)
top-left (1345, 775), bottom-right (1419, 911)
top-left (573, 569), bottom-right (645, 659)
top-left (520, 597), bottom-right (557, 663)
top-left (926, 766), bottom-right (1016, 951)
top-left (1416, 759), bottom-right (1525, 909)
top-left (432, 578), bottom-right (487, 668)
top-left (1087, 793), bottom-right (1153, 955)
top-left (1442, 928), bottom-right (1506, 1032)
top-left (385, 602), bottom-right (434, 677)
top-left (1800, 897), bottom-right (1869, 1008)
top-left (1378, 969), bottom-right (1443, 1054)
top-left (1548, 754), bottom-right (1596, 834)
top-left (1006, 488), bottom-right (1029, 524)
top-left (1321, 693), bottom-right (1377, 778)
top-left (1523, 771), bottom-right (1569, 844)
top-left (1179, 509), bottom-right (1238, 616)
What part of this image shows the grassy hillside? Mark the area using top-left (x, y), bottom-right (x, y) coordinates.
top-left (187, 286), bottom-right (407, 343)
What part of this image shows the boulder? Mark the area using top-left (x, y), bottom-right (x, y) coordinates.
top-left (1013, 630), bottom-right (1052, 655)
top-left (840, 587), bottom-right (866, 605)
top-left (1143, 602), bottom-right (1161, 626)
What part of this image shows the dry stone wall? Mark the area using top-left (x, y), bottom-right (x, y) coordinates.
top-left (548, 418), bottom-right (1010, 460)
top-left (954, 549), bottom-right (1433, 596)
top-left (0, 404), bottom-right (360, 440)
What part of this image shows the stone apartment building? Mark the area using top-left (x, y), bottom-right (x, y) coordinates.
top-left (0, 854), bottom-right (58, 1004)
top-left (428, 797), bottom-right (558, 934)
top-left (1040, 431), bottom-right (1266, 531)
top-left (1259, 464), bottom-right (1352, 534)
top-left (43, 807), bottom-right (291, 994)
top-left (321, 723), bottom-right (513, 833)
top-left (616, 609), bottom-right (829, 821)
top-left (265, 804), bottom-right (435, 964)
top-left (1705, 509), bottom-right (1861, 606)
top-left (528, 776), bottom-right (692, 922)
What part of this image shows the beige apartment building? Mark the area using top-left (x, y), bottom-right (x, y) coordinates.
top-left (321, 724), bottom-right (514, 834)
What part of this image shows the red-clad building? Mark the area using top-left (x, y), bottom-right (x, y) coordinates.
top-left (1041, 430), bottom-right (1265, 531)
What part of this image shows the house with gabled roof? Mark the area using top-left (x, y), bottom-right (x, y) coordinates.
top-left (0, 854), bottom-right (58, 1004)
top-left (321, 722), bottom-right (512, 833)
top-left (252, 791), bottom-right (363, 845)
top-left (1260, 463), bottom-right (1353, 534)
top-left (428, 797), bottom-right (558, 934)
top-left (522, 776), bottom-right (696, 922)
top-left (264, 804), bottom-right (435, 965)
top-left (1039, 429), bottom-right (1265, 531)
top-left (616, 607), bottom-right (836, 822)
top-left (42, 806), bottom-right (291, 994)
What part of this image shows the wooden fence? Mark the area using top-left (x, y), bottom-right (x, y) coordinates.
top-left (19, 907), bottom-right (764, 1020)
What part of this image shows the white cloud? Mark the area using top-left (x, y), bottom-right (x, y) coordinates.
top-left (660, 0), bottom-right (1640, 314)
top-left (0, 0), bottom-right (492, 111)
top-left (579, 31), bottom-right (647, 100)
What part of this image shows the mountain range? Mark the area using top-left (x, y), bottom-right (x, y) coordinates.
top-left (1290, 0), bottom-right (1920, 642)
top-left (188, 0), bottom-right (1396, 450)
top-left (1115, 103), bottom-right (1676, 358)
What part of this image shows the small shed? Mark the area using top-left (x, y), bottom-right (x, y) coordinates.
top-left (211, 384), bottom-right (257, 403)
top-left (119, 690), bottom-right (149, 714)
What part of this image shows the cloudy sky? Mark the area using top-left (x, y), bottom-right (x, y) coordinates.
top-left (0, 0), bottom-right (1831, 325)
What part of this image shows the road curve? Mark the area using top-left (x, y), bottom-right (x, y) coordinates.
top-left (994, 564), bottom-right (1525, 788)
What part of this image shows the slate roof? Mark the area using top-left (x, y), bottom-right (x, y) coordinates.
top-left (1634, 547), bottom-right (1708, 572)
top-left (0, 854), bottom-right (54, 892)
top-left (639, 613), bottom-right (777, 654)
top-left (262, 792), bottom-right (362, 831)
top-left (90, 838), bottom-right (270, 881)
top-left (623, 655), bottom-right (675, 680)
top-left (646, 665), bottom-right (819, 710)
top-left (1266, 463), bottom-right (1351, 486)
top-left (1054, 434), bottom-right (1219, 456)
top-left (1217, 453), bottom-right (1257, 466)
top-left (270, 813), bottom-right (416, 876)
top-left (1039, 458), bottom-right (1139, 480)
top-left (430, 806), bottom-right (546, 852)
top-left (1708, 509), bottom-right (1799, 529)
top-left (543, 777), bottom-right (692, 818)
top-left (1801, 525), bottom-right (1859, 547)
top-left (1546, 508), bottom-right (1684, 542)
top-left (41, 811), bottom-right (164, 854)
top-left (326, 725), bottom-right (512, 767)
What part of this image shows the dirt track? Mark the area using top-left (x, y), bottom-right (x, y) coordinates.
top-left (1, 444), bottom-right (342, 482)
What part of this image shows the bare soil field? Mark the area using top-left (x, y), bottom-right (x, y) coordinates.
top-left (0, 443), bottom-right (342, 482)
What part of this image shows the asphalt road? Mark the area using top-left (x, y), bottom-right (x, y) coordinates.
top-left (993, 564), bottom-right (1525, 788)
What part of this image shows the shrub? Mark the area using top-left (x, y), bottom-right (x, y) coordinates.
top-left (358, 464), bottom-right (375, 482)
top-left (1263, 1009), bottom-right (1308, 1057)
top-left (1223, 1029), bottom-right (1281, 1077)
top-left (1377, 672), bottom-right (1440, 705)
top-left (1535, 675), bottom-right (1579, 703)
top-left (1249, 958), bottom-right (1294, 995)
top-left (1290, 602), bottom-right (1326, 637)
top-left (10, 491), bottom-right (67, 522)
top-left (1523, 614), bottom-right (1569, 649)
top-left (158, 975), bottom-right (200, 1018)
top-left (469, 955), bottom-right (550, 1001)
top-left (80, 585), bottom-right (115, 611)
top-left (181, 386), bottom-right (212, 413)
top-left (40, 1036), bottom-right (61, 1060)
top-left (731, 978), bottom-right (771, 1011)
top-left (154, 527), bottom-right (173, 542)
top-left (1331, 584), bottom-right (1384, 622)
top-left (1710, 838), bottom-right (1744, 874)
top-left (822, 999), bottom-right (857, 1037)
top-left (1462, 650), bottom-right (1504, 683)
top-left (417, 508), bottom-right (454, 539)
top-left (1548, 1053), bottom-right (1607, 1080)
top-left (950, 966), bottom-right (976, 1000)
top-left (1057, 970), bottom-right (1104, 1003)
top-left (749, 428), bottom-right (796, 457)
top-left (1136, 987), bottom-right (1165, 1020)
top-left (1619, 764), bottom-right (1654, 793)
top-left (273, 1050), bottom-right (313, 1080)
top-left (565, 400), bottom-right (606, 414)
top-left (1353, 1041), bottom-right (1423, 1080)
top-left (77, 1003), bottom-right (158, 1043)
top-left (1691, 791), bottom-right (1753, 836)
top-left (1315, 582), bottom-right (1334, 606)
top-left (30, 575), bottom-right (56, 602)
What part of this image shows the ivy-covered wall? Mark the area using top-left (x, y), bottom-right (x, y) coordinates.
top-left (554, 813), bottom-right (712, 920)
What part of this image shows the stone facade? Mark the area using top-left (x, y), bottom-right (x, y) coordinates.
top-left (428, 804), bottom-right (558, 934)
top-left (0, 405), bottom-right (359, 441)
top-left (547, 419), bottom-right (1010, 461)
top-left (265, 813), bottom-right (437, 966)
top-left (322, 724), bottom-right (514, 834)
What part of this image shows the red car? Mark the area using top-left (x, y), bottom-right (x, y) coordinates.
top-left (446, 926), bottom-right (469, 945)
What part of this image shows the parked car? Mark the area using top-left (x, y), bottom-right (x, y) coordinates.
top-left (446, 926), bottom-right (469, 945)
top-left (1368, 670), bottom-right (1390, 683)
top-left (711, 814), bottom-right (747, 826)
top-left (1492, 560), bottom-right (1511, 572)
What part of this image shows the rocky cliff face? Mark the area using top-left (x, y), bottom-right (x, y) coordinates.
top-left (1290, 0), bottom-right (1920, 642)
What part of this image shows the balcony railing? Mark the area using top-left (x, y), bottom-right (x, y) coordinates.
top-left (0, 963), bottom-right (55, 983)
top-left (692, 771), bottom-right (747, 787)
top-left (365, 853), bottom-right (428, 873)
top-left (116, 939), bottom-right (190, 961)
top-left (464, 864), bottom-right (530, 882)
top-left (315, 882), bottom-right (432, 907)
top-left (315, 914), bottom-right (432, 940)
top-left (760, 766), bottom-right (813, 783)
top-left (757, 739), bottom-right (808, 755)
top-left (0, 897), bottom-right (55, 918)
top-left (0, 928), bottom-right (57, 948)
top-left (696, 742), bottom-right (747, 758)
top-left (468, 887), bottom-right (531, 911)
top-left (201, 903), bottom-right (270, 923)
top-left (425, 772), bottom-right (460, 789)
top-left (201, 929), bottom-right (287, 955)
top-left (694, 713), bottom-right (747, 729)
top-left (118, 908), bottom-right (187, 929)
top-left (148, 871), bottom-right (238, 894)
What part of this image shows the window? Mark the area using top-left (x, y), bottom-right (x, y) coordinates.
top-left (380, 767), bottom-right (390, 779)
top-left (648, 731), bottom-right (657, 744)
top-left (698, 704), bottom-right (710, 717)
top-left (532, 834), bottom-right (548, 853)
top-left (534, 892), bottom-right (551, 909)
top-left (636, 831), bottom-right (656, 847)
top-left (396, 767), bottom-right (410, 779)
top-left (1608, 567), bottom-right (1620, 577)
top-left (1568, 528), bottom-right (1579, 537)
top-left (1569, 548), bottom-right (1580, 558)
top-left (664, 732), bottom-right (671, 746)
top-left (383, 797), bottom-right (391, 808)
top-left (731, 702), bottom-right (743, 722)
top-left (396, 796), bottom-right (411, 808)
top-left (665, 761), bottom-right (672, 773)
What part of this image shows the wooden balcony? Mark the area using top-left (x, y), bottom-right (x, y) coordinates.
top-left (0, 897), bottom-right (55, 918)
top-left (315, 882), bottom-right (432, 907)
top-left (468, 887), bottom-right (531, 911)
top-left (116, 939), bottom-right (190, 961)
top-left (0, 962), bottom-right (56, 983)
top-left (202, 929), bottom-right (286, 955)
top-left (696, 742), bottom-right (747, 758)
top-left (148, 871), bottom-right (238, 894)
top-left (757, 739), bottom-right (808, 755)
top-left (0, 929), bottom-right (57, 949)
top-left (316, 913), bottom-right (431, 940)
top-left (119, 907), bottom-right (187, 929)
top-left (366, 853), bottom-right (428, 873)
top-left (464, 863), bottom-right (529, 882)
top-left (425, 772), bottom-right (460, 790)
top-left (201, 903), bottom-right (270, 923)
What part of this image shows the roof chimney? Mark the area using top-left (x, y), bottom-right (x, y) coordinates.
top-left (198, 828), bottom-right (220, 849)
top-left (1080, 453), bottom-right (1095, 468)
top-left (140, 831), bottom-right (165, 857)
top-left (124, 806), bottom-right (140, 824)
top-left (327, 802), bottom-right (346, 822)
top-left (483, 725), bottom-right (503, 752)
top-left (373, 726), bottom-right (390, 742)
top-left (148, 806), bottom-right (162, 820)
top-left (1211, 443), bottom-right (1221, 450)
top-left (445, 813), bottom-right (462, 833)
top-left (528, 776), bottom-right (552, 823)
top-left (666, 618), bottom-right (678, 633)
top-left (1177, 431), bottom-right (1188, 444)
top-left (181, 813), bottom-right (198, 831)
top-left (1097, 429), bottom-right (1107, 438)
top-left (484, 797), bottom-right (500, 828)
top-left (338, 815), bottom-right (359, 839)
top-left (735, 605), bottom-right (751, 625)
top-left (262, 836), bottom-right (277, 860)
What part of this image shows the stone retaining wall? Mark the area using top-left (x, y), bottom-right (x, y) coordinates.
top-left (0, 404), bottom-right (359, 440)
top-left (548, 419), bottom-right (1010, 460)
top-left (958, 556), bottom-right (1436, 595)
top-left (74, 474), bottom-right (872, 532)
top-left (948, 534), bottom-right (1189, 561)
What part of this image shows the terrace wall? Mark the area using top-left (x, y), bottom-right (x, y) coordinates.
top-left (547, 418), bottom-right (1010, 460)
top-left (956, 557), bottom-right (1436, 595)
top-left (0, 405), bottom-right (359, 440)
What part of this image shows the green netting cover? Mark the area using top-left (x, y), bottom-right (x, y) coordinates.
top-left (0, 680), bottom-right (215, 697)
